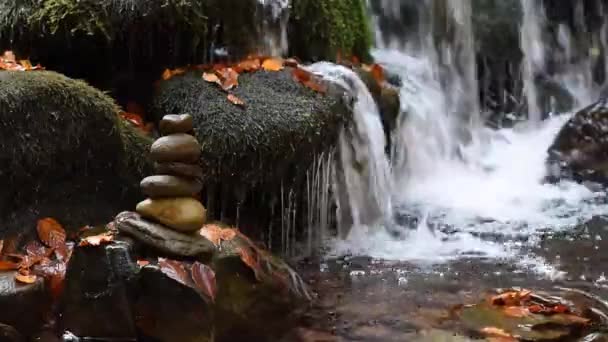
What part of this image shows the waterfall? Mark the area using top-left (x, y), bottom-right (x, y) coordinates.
top-left (257, 0), bottom-right (290, 56)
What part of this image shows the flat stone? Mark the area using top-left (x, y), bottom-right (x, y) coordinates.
top-left (140, 175), bottom-right (202, 198)
top-left (115, 212), bottom-right (214, 256)
top-left (0, 271), bottom-right (46, 334)
top-left (150, 134), bottom-right (201, 163)
top-left (160, 114), bottom-right (194, 135)
top-left (136, 198), bottom-right (207, 233)
top-left (155, 162), bottom-right (203, 179)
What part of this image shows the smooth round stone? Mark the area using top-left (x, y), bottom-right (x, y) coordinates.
top-left (150, 134), bottom-right (201, 163)
top-left (155, 162), bottom-right (203, 179)
top-left (136, 198), bottom-right (207, 233)
top-left (140, 175), bottom-right (202, 198)
top-left (159, 114), bottom-right (194, 135)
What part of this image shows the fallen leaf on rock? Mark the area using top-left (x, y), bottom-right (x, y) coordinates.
top-left (239, 246), bottom-right (259, 273)
top-left (32, 258), bottom-right (66, 300)
top-left (158, 258), bottom-right (193, 288)
top-left (0, 261), bottom-right (19, 270)
top-left (161, 67), bottom-right (187, 81)
top-left (292, 67), bottom-right (327, 94)
top-left (3, 50), bottom-right (15, 63)
top-left (491, 289), bottom-right (532, 306)
top-left (37, 218), bottom-right (66, 248)
top-left (78, 232), bottom-right (114, 247)
top-left (203, 72), bottom-right (220, 85)
top-left (24, 241), bottom-right (51, 258)
top-left (236, 58), bottom-right (261, 73)
top-left (262, 58), bottom-right (284, 71)
top-left (481, 327), bottom-right (516, 340)
top-left (217, 67), bottom-right (239, 91)
top-left (227, 94), bottom-right (245, 107)
top-left (370, 64), bottom-right (385, 85)
top-left (137, 260), bottom-right (150, 267)
top-left (503, 306), bottom-right (530, 318)
top-left (15, 270), bottom-right (37, 284)
top-left (199, 224), bottom-right (237, 247)
top-left (54, 243), bottom-right (73, 263)
top-left (191, 262), bottom-right (216, 303)
top-left (284, 58), bottom-right (299, 67)
top-left (120, 112), bottom-right (145, 129)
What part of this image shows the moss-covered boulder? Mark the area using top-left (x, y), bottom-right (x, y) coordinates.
top-left (151, 68), bottom-right (351, 236)
top-left (0, 70), bottom-right (152, 238)
top-left (547, 99), bottom-right (608, 185)
top-left (289, 0), bottom-right (372, 62)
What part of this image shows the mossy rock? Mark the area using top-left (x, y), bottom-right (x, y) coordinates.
top-left (0, 70), bottom-right (152, 238)
top-left (289, 0), bottom-right (373, 62)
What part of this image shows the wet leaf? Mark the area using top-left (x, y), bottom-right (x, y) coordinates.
top-left (120, 112), bottom-right (145, 128)
top-left (36, 218), bottom-right (66, 248)
top-left (158, 258), bottom-right (193, 288)
top-left (161, 67), bottom-right (187, 81)
top-left (284, 58), bottom-right (299, 68)
top-left (292, 67), bottom-right (311, 83)
top-left (191, 262), bottom-right (216, 302)
top-left (491, 290), bottom-right (532, 306)
top-left (236, 58), bottom-right (261, 73)
top-left (351, 55), bottom-right (361, 65)
top-left (503, 306), bottom-right (530, 318)
top-left (78, 232), bottom-right (114, 247)
top-left (54, 243), bottom-right (74, 263)
top-left (202, 72), bottom-right (220, 84)
top-left (217, 67), bottom-right (239, 91)
top-left (262, 58), bottom-right (284, 71)
top-left (137, 260), bottom-right (150, 267)
top-left (15, 272), bottom-right (37, 284)
top-left (481, 327), bottom-right (515, 339)
top-left (0, 261), bottom-right (19, 270)
top-left (291, 68), bottom-right (327, 94)
top-left (25, 240), bottom-right (51, 258)
top-left (227, 94), bottom-right (245, 107)
top-left (370, 64), bottom-right (385, 84)
top-left (200, 224), bottom-right (237, 247)
top-left (239, 246), bottom-right (259, 273)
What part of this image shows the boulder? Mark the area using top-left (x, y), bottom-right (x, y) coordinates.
top-left (151, 69), bottom-right (351, 234)
top-left (140, 175), bottom-right (202, 198)
top-left (136, 198), bottom-right (207, 233)
top-left (0, 71), bottom-right (152, 239)
top-left (547, 99), bottom-right (608, 185)
top-left (150, 134), bottom-right (202, 164)
top-left (159, 114), bottom-right (194, 135)
top-left (0, 271), bottom-right (47, 336)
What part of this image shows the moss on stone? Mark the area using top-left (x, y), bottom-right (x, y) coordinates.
top-left (0, 70), bottom-right (151, 237)
top-left (289, 0), bottom-right (373, 62)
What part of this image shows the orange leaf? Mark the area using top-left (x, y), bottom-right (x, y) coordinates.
top-left (158, 258), bottom-right (193, 287)
top-left (120, 112), bottom-right (145, 128)
top-left (236, 58), bottom-right (261, 73)
top-left (480, 327), bottom-right (516, 339)
top-left (15, 272), bottom-right (37, 284)
top-left (37, 218), bottom-right (66, 249)
top-left (161, 67), bottom-right (187, 81)
top-left (292, 67), bottom-right (311, 83)
top-left (262, 58), bottom-right (284, 71)
top-left (137, 260), bottom-right (150, 267)
top-left (202, 72), bottom-right (220, 85)
top-left (227, 94), bottom-right (245, 107)
top-left (0, 260), bottom-right (19, 270)
top-left (370, 64), bottom-right (385, 85)
top-left (239, 246), bottom-right (259, 273)
top-left (490, 290), bottom-right (531, 306)
top-left (292, 67), bottom-right (327, 94)
top-left (78, 232), bottom-right (114, 247)
top-left (303, 79), bottom-right (327, 94)
top-left (503, 306), bottom-right (530, 318)
top-left (200, 224), bottom-right (237, 247)
top-left (217, 68), bottom-right (239, 91)
top-left (191, 262), bottom-right (216, 303)
top-left (284, 58), bottom-right (299, 68)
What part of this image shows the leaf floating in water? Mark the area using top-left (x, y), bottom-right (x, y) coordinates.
top-left (191, 262), bottom-right (216, 302)
top-left (227, 94), bottom-right (245, 108)
top-left (158, 258), bottom-right (193, 288)
top-left (36, 218), bottom-right (66, 249)
top-left (78, 232), bottom-right (114, 247)
top-left (262, 58), bottom-right (284, 71)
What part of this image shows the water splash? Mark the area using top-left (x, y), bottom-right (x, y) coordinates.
top-left (257, 0), bottom-right (290, 56)
top-left (304, 62), bottom-right (393, 237)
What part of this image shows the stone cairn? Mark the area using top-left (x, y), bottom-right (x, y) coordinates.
top-left (136, 114), bottom-right (207, 233)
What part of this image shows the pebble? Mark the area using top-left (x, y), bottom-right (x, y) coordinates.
top-left (155, 162), bottom-right (203, 179)
top-left (150, 134), bottom-right (201, 163)
top-left (136, 197), bottom-right (207, 233)
top-left (140, 175), bottom-right (202, 198)
top-left (159, 114), bottom-right (194, 135)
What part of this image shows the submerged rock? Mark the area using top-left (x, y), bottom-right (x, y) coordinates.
top-left (0, 271), bottom-right (46, 335)
top-left (150, 134), bottom-right (202, 164)
top-left (115, 211), bottom-right (214, 257)
top-left (140, 175), bottom-right (202, 198)
top-left (159, 114), bottom-right (194, 135)
top-left (547, 99), bottom-right (608, 185)
top-left (136, 198), bottom-right (207, 232)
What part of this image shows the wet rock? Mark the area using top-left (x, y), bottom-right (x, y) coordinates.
top-left (60, 239), bottom-right (138, 340)
top-left (155, 162), bottom-right (204, 179)
top-left (0, 323), bottom-right (24, 342)
top-left (150, 134), bottom-right (201, 163)
top-left (140, 175), bottom-right (202, 198)
top-left (136, 198), bottom-right (207, 233)
top-left (0, 271), bottom-right (47, 335)
top-left (115, 212), bottom-right (214, 257)
top-left (210, 229), bottom-right (310, 341)
top-left (159, 114), bottom-right (194, 135)
top-left (135, 265), bottom-right (213, 342)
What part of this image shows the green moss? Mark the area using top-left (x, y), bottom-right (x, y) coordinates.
top-left (28, 0), bottom-right (112, 39)
top-left (289, 0), bottom-right (373, 62)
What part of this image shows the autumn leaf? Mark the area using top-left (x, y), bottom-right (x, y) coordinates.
top-left (15, 269), bottom-right (37, 284)
top-left (503, 306), bottom-right (530, 318)
top-left (37, 218), bottom-right (66, 249)
top-left (0, 261), bottom-right (19, 270)
top-left (120, 112), bottom-right (145, 129)
top-left (137, 260), bottom-right (150, 267)
top-left (490, 289), bottom-right (532, 306)
top-left (191, 262), bottom-right (216, 303)
top-left (236, 58), bottom-right (261, 73)
top-left (158, 258), bottom-right (194, 288)
top-left (480, 327), bottom-right (516, 340)
top-left (351, 55), bottom-right (361, 65)
top-left (262, 58), bottom-right (284, 71)
top-left (161, 67), bottom-right (187, 81)
top-left (292, 67), bottom-right (327, 94)
top-left (32, 258), bottom-right (67, 299)
top-left (202, 72), bottom-right (220, 85)
top-left (227, 94), bottom-right (245, 107)
top-left (25, 240), bottom-right (51, 258)
top-left (200, 224), bottom-right (237, 247)
top-left (78, 232), bottom-right (114, 247)
top-left (239, 246), bottom-right (259, 273)
top-left (284, 58), bottom-right (299, 68)
top-left (370, 64), bottom-right (385, 85)
top-left (216, 67), bottom-right (239, 91)
top-left (54, 243), bottom-right (73, 263)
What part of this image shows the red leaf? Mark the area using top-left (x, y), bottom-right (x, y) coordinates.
top-left (120, 112), bottom-right (145, 128)
top-left (0, 261), bottom-right (19, 270)
top-left (158, 258), bottom-right (193, 288)
top-left (490, 290), bottom-right (531, 306)
top-left (36, 218), bottom-right (66, 248)
top-left (235, 58), bottom-right (261, 73)
top-left (191, 262), bottom-right (217, 303)
top-left (217, 67), bottom-right (239, 91)
top-left (137, 260), bottom-right (150, 267)
top-left (25, 240), bottom-right (51, 258)
top-left (370, 64), bottom-right (385, 84)
top-left (78, 232), bottom-right (114, 247)
top-left (199, 224), bottom-right (237, 247)
top-left (292, 67), bottom-right (326, 94)
top-left (227, 94), bottom-right (245, 107)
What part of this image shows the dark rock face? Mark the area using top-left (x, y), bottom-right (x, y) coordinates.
top-left (0, 272), bottom-right (47, 335)
top-left (547, 99), bottom-right (608, 184)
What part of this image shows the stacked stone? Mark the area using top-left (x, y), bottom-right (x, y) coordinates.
top-left (136, 114), bottom-right (207, 233)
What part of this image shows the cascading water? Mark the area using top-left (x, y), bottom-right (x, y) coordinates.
top-left (257, 0), bottom-right (290, 56)
top-left (330, 0), bottom-right (608, 268)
